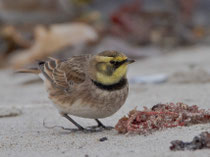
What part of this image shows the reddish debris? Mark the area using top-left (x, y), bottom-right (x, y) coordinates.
top-left (170, 131), bottom-right (210, 151)
top-left (115, 103), bottom-right (210, 134)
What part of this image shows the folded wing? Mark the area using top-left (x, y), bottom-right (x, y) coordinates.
top-left (38, 56), bottom-right (86, 90)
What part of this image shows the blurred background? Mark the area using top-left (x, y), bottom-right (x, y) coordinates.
top-left (1, 2), bottom-right (210, 155)
top-left (0, 0), bottom-right (210, 70)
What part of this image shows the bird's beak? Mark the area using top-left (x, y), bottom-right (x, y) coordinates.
top-left (126, 58), bottom-right (135, 64)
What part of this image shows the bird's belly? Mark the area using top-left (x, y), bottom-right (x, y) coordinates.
top-left (55, 99), bottom-right (121, 119)
top-left (48, 82), bottom-right (128, 119)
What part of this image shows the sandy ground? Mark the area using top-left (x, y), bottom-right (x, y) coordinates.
top-left (0, 46), bottom-right (210, 157)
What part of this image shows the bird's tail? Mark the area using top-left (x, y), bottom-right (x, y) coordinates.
top-left (16, 68), bottom-right (41, 74)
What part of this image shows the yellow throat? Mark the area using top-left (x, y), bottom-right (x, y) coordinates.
top-left (96, 63), bottom-right (128, 85)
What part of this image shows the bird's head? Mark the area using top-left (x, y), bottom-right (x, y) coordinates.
top-left (89, 50), bottom-right (135, 85)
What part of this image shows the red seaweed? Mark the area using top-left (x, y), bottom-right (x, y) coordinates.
top-left (115, 103), bottom-right (210, 134)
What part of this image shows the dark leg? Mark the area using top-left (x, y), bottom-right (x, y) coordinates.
top-left (95, 119), bottom-right (106, 128)
top-left (95, 119), bottom-right (113, 130)
top-left (63, 114), bottom-right (84, 130)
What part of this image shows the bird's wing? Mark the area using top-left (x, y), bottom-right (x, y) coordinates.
top-left (38, 56), bottom-right (88, 90)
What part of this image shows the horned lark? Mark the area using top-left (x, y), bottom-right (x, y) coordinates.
top-left (19, 50), bottom-right (135, 131)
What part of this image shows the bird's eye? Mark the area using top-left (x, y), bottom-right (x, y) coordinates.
top-left (110, 60), bottom-right (116, 64)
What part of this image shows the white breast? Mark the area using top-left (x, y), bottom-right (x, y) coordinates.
top-left (38, 73), bottom-right (46, 81)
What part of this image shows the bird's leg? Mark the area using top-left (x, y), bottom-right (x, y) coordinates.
top-left (62, 114), bottom-right (112, 132)
top-left (95, 119), bottom-right (106, 128)
top-left (95, 119), bottom-right (113, 130)
top-left (63, 114), bottom-right (84, 130)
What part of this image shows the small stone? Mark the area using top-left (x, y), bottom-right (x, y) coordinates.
top-left (99, 137), bottom-right (108, 142)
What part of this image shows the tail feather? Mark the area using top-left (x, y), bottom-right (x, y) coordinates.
top-left (16, 68), bottom-right (40, 74)
top-left (16, 60), bottom-right (46, 74)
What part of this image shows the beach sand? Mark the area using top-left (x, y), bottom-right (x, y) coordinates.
top-left (0, 46), bottom-right (210, 157)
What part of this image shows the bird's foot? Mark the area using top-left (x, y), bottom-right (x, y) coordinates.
top-left (61, 126), bottom-right (114, 133)
top-left (44, 124), bottom-right (113, 133)
top-left (58, 126), bottom-right (103, 133)
top-left (86, 125), bottom-right (114, 131)
top-left (103, 126), bottom-right (114, 130)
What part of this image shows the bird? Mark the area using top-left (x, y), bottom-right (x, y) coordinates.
top-left (18, 50), bottom-right (135, 131)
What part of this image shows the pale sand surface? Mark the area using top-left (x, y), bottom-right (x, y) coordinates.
top-left (0, 46), bottom-right (210, 157)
